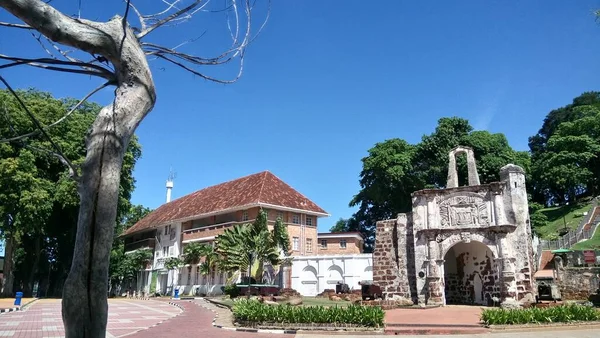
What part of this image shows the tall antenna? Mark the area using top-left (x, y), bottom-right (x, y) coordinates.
top-left (166, 167), bottom-right (176, 203)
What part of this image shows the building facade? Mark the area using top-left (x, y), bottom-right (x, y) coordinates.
top-left (373, 146), bottom-right (536, 306)
top-left (121, 171), bottom-right (330, 296)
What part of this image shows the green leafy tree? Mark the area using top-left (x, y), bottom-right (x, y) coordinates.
top-left (329, 217), bottom-right (359, 233)
top-left (529, 92), bottom-right (600, 203)
top-left (350, 117), bottom-right (529, 252)
top-left (183, 242), bottom-right (207, 266)
top-left (0, 89), bottom-right (141, 298)
top-left (532, 105), bottom-right (600, 202)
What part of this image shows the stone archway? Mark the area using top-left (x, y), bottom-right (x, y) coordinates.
top-left (443, 240), bottom-right (497, 305)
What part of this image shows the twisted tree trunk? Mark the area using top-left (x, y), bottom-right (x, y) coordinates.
top-left (0, 1), bottom-right (156, 336)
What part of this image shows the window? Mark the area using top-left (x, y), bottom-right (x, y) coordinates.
top-left (340, 240), bottom-right (347, 249)
top-left (156, 250), bottom-right (161, 258)
top-left (321, 240), bottom-right (327, 249)
top-left (292, 214), bottom-right (300, 224)
top-left (306, 216), bottom-right (313, 226)
top-left (187, 266), bottom-right (192, 285)
top-left (306, 239), bottom-right (313, 253)
top-left (163, 246), bottom-right (168, 256)
top-left (242, 210), bottom-right (249, 221)
top-left (169, 246), bottom-right (174, 256)
top-left (277, 211), bottom-right (284, 220)
top-left (292, 237), bottom-right (299, 251)
top-left (164, 225), bottom-right (168, 235)
top-left (195, 266), bottom-right (200, 285)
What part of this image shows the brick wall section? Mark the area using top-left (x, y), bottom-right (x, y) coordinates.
top-left (557, 267), bottom-right (600, 300)
top-left (372, 215), bottom-right (412, 300)
top-left (317, 237), bottom-right (362, 255)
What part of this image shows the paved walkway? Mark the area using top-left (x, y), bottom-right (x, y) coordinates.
top-left (384, 305), bottom-right (488, 334)
top-left (127, 299), bottom-right (276, 338)
top-left (0, 298), bottom-right (35, 310)
top-left (0, 298), bottom-right (181, 337)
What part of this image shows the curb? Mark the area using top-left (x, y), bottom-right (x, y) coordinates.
top-left (0, 298), bottom-right (39, 315)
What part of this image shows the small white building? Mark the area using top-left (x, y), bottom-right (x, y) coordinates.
top-left (291, 253), bottom-right (373, 296)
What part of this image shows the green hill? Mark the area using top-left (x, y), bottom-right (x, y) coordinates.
top-left (533, 200), bottom-right (595, 240)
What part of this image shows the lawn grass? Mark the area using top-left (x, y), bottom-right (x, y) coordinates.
top-left (209, 296), bottom-right (351, 308)
top-left (535, 202), bottom-right (593, 240)
top-left (571, 227), bottom-right (600, 250)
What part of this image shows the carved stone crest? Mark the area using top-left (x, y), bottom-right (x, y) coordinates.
top-left (439, 194), bottom-right (489, 228)
top-left (460, 232), bottom-right (471, 243)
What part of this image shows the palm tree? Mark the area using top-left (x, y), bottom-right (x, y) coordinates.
top-left (121, 248), bottom-right (153, 296)
top-left (164, 257), bottom-right (183, 296)
top-left (198, 245), bottom-right (219, 296)
top-left (215, 210), bottom-right (287, 284)
top-left (182, 242), bottom-right (206, 266)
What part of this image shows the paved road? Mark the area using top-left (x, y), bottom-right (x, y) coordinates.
top-left (0, 298), bottom-right (181, 337)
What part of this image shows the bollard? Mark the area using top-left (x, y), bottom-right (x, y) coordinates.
top-left (14, 291), bottom-right (23, 307)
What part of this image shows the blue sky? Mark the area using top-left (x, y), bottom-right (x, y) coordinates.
top-left (1, 0), bottom-right (600, 243)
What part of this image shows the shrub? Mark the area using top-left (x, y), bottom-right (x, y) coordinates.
top-left (232, 299), bottom-right (384, 327)
top-left (223, 284), bottom-right (241, 298)
top-left (481, 304), bottom-right (600, 325)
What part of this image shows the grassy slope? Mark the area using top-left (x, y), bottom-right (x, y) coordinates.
top-left (534, 202), bottom-right (592, 239)
top-left (571, 228), bottom-right (600, 250)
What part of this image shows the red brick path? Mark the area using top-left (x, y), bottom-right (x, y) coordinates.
top-left (384, 305), bottom-right (489, 335)
top-left (127, 300), bottom-right (277, 338)
top-left (0, 298), bottom-right (181, 337)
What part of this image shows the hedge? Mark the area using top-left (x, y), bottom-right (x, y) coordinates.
top-left (481, 304), bottom-right (600, 325)
top-left (232, 299), bottom-right (384, 327)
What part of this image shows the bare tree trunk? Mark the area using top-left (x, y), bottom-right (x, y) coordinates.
top-left (61, 42), bottom-right (155, 338)
top-left (0, 2), bottom-right (155, 336)
top-left (1, 235), bottom-right (15, 297)
top-left (27, 235), bottom-right (42, 297)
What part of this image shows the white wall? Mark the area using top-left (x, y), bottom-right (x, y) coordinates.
top-left (291, 254), bottom-right (373, 296)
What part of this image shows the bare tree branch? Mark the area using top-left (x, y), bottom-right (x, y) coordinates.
top-left (0, 21), bottom-right (32, 29)
top-left (0, 74), bottom-right (79, 178)
top-left (0, 0), bottom-right (119, 57)
top-left (136, 0), bottom-right (204, 39)
top-left (0, 81), bottom-right (111, 144)
top-left (0, 54), bottom-right (116, 80)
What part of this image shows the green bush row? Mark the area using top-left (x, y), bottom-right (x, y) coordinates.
top-left (232, 299), bottom-right (384, 327)
top-left (481, 304), bottom-right (600, 325)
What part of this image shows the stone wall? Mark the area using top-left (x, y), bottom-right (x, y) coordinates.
top-left (373, 214), bottom-right (415, 302)
top-left (556, 267), bottom-right (600, 300)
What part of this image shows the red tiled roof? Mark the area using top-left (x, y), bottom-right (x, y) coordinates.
top-left (122, 171), bottom-right (328, 236)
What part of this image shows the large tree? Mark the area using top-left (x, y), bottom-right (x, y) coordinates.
top-left (529, 93), bottom-right (600, 204)
top-left (0, 1), bottom-right (266, 335)
top-left (532, 105), bottom-right (600, 202)
top-left (350, 117), bottom-right (529, 252)
top-left (0, 89), bottom-right (141, 298)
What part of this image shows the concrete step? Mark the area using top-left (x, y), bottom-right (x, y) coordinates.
top-left (384, 324), bottom-right (489, 335)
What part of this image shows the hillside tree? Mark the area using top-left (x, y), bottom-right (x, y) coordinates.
top-left (0, 0), bottom-right (269, 336)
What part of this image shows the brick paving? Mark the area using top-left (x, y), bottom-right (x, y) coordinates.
top-left (0, 298), bottom-right (181, 337)
top-left (126, 299), bottom-right (277, 338)
top-left (384, 305), bottom-right (489, 334)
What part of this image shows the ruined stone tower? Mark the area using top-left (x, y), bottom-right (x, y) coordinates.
top-left (372, 146), bottom-right (535, 306)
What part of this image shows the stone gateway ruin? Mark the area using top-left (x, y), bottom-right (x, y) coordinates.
top-left (373, 146), bottom-right (536, 307)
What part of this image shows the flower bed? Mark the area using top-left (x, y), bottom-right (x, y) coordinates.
top-left (481, 303), bottom-right (600, 326)
top-left (232, 299), bottom-right (384, 328)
